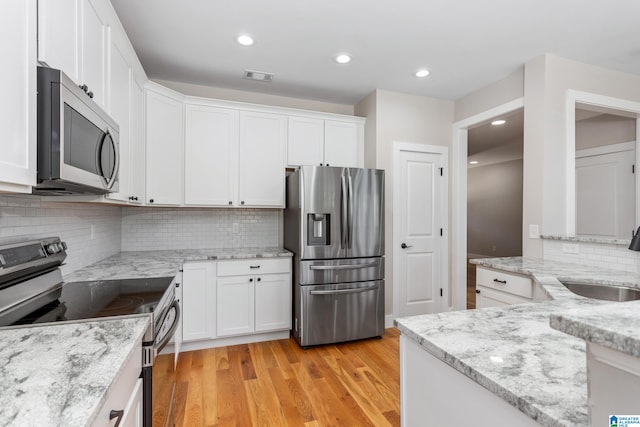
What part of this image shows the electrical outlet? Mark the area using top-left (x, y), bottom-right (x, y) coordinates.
top-left (232, 223), bottom-right (239, 233)
top-left (563, 243), bottom-right (580, 254)
top-left (492, 245), bottom-right (497, 252)
top-left (529, 224), bottom-right (539, 239)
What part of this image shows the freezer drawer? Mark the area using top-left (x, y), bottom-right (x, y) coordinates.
top-left (296, 280), bottom-right (384, 347)
top-left (299, 257), bottom-right (384, 285)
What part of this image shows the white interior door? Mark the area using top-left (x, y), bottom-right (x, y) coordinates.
top-left (576, 145), bottom-right (635, 239)
top-left (395, 144), bottom-right (448, 317)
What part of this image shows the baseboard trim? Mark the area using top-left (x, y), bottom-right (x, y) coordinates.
top-left (385, 314), bottom-right (395, 329)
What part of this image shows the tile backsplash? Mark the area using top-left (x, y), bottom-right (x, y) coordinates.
top-left (0, 195), bottom-right (121, 275)
top-left (543, 239), bottom-right (639, 273)
top-left (121, 207), bottom-right (281, 251)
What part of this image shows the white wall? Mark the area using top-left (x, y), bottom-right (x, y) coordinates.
top-left (155, 79), bottom-right (354, 115)
top-left (0, 195), bottom-right (121, 276)
top-left (467, 159), bottom-right (523, 257)
top-left (356, 89), bottom-right (454, 316)
top-left (523, 54), bottom-right (640, 257)
top-left (576, 114), bottom-right (636, 151)
top-left (121, 207), bottom-right (281, 251)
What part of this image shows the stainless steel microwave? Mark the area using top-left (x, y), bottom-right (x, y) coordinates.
top-left (34, 66), bottom-right (119, 195)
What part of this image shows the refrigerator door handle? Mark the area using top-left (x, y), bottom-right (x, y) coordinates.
top-left (309, 262), bottom-right (379, 271)
top-left (309, 284), bottom-right (379, 295)
top-left (341, 173), bottom-right (349, 249)
top-left (347, 171), bottom-right (354, 250)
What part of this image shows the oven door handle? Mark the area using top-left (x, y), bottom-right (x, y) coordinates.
top-left (155, 300), bottom-right (180, 354)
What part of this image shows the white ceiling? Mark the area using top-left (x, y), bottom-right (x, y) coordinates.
top-left (110, 0), bottom-right (640, 105)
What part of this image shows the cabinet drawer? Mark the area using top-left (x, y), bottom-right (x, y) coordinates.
top-left (476, 267), bottom-right (532, 299)
top-left (476, 286), bottom-right (532, 308)
top-left (217, 257), bottom-right (291, 276)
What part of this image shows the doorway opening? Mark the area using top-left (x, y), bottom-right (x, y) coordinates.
top-left (466, 109), bottom-right (524, 308)
top-left (451, 98), bottom-right (524, 311)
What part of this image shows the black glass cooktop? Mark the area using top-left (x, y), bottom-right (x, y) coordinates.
top-left (14, 276), bottom-right (173, 325)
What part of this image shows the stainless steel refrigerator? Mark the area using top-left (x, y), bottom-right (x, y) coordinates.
top-left (284, 166), bottom-right (385, 347)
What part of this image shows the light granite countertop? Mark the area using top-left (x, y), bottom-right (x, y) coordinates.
top-left (0, 317), bottom-right (149, 426)
top-left (63, 247), bottom-right (292, 282)
top-left (395, 256), bottom-right (640, 426)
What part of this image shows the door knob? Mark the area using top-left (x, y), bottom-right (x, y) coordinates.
top-left (401, 243), bottom-right (412, 249)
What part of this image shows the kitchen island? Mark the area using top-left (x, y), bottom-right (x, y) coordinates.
top-left (395, 257), bottom-right (640, 426)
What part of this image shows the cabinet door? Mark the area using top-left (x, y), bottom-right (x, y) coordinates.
top-left (255, 273), bottom-right (292, 332)
top-left (217, 275), bottom-right (255, 337)
top-left (475, 286), bottom-right (530, 309)
top-left (128, 79), bottom-right (145, 204)
top-left (106, 34), bottom-right (131, 203)
top-left (80, 0), bottom-right (109, 109)
top-left (238, 111), bottom-right (286, 207)
top-left (182, 262), bottom-right (216, 342)
top-left (145, 87), bottom-right (184, 205)
top-left (184, 105), bottom-right (238, 206)
top-left (324, 120), bottom-right (361, 167)
top-left (0, 0), bottom-right (37, 192)
top-left (287, 116), bottom-right (324, 167)
top-left (118, 378), bottom-right (143, 427)
top-left (37, 0), bottom-right (79, 81)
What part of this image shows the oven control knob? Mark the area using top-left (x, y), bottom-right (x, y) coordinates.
top-left (45, 243), bottom-right (59, 254)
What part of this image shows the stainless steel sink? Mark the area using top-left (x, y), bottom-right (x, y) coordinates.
top-left (560, 281), bottom-right (640, 302)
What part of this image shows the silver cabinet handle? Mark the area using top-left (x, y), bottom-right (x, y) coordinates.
top-left (310, 284), bottom-right (379, 295)
top-left (309, 262), bottom-right (378, 270)
top-left (493, 278), bottom-right (507, 284)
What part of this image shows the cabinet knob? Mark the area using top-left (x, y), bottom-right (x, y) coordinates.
top-left (326, 164), bottom-right (330, 166)
top-left (79, 84), bottom-right (88, 92)
top-left (133, 196), bottom-right (138, 201)
top-left (249, 278), bottom-right (253, 282)
top-left (87, 91), bottom-right (94, 99)
top-left (257, 277), bottom-right (261, 282)
top-left (175, 283), bottom-right (180, 288)
top-left (128, 196), bottom-right (133, 200)
top-left (228, 201), bottom-right (232, 205)
top-left (149, 198), bottom-right (154, 203)
top-left (475, 289), bottom-right (481, 294)
top-left (241, 201), bottom-right (245, 205)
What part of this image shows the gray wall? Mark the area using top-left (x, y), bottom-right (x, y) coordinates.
top-left (576, 113), bottom-right (636, 151)
top-left (467, 159), bottom-right (523, 257)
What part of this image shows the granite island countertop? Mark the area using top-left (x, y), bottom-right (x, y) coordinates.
top-left (63, 247), bottom-right (292, 282)
top-left (395, 256), bottom-right (640, 426)
top-left (0, 317), bottom-right (149, 426)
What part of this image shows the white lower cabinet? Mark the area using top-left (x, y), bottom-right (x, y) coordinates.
top-left (94, 345), bottom-right (143, 427)
top-left (182, 261), bottom-right (216, 342)
top-left (217, 258), bottom-right (291, 337)
top-left (182, 257), bottom-right (291, 348)
top-left (475, 267), bottom-right (534, 308)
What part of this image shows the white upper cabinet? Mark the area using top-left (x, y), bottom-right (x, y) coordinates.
top-left (38, 0), bottom-right (110, 110)
top-left (0, 0), bottom-right (37, 193)
top-left (184, 105), bottom-right (238, 206)
top-left (324, 120), bottom-right (362, 167)
top-left (238, 111), bottom-right (287, 207)
top-left (184, 103), bottom-right (286, 208)
top-left (145, 84), bottom-right (184, 206)
top-left (287, 116), bottom-right (325, 166)
top-left (288, 116), bottom-right (364, 168)
top-left (128, 79), bottom-right (146, 204)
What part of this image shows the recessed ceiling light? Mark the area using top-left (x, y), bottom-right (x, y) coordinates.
top-left (415, 69), bottom-right (430, 78)
top-left (335, 54), bottom-right (351, 64)
top-left (469, 160), bottom-right (479, 165)
top-left (236, 34), bottom-right (254, 46)
top-left (491, 119), bottom-right (506, 126)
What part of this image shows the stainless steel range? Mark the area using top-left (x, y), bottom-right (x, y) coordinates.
top-left (0, 237), bottom-right (180, 427)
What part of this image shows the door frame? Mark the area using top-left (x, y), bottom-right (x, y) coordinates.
top-left (451, 98), bottom-right (524, 310)
top-left (392, 142), bottom-right (449, 319)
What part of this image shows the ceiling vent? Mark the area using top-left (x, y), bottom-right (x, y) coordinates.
top-left (243, 69), bottom-right (274, 82)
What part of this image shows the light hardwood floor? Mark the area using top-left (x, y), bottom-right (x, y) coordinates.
top-left (174, 328), bottom-right (401, 427)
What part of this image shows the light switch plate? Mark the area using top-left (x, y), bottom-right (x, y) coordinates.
top-left (529, 224), bottom-right (539, 239)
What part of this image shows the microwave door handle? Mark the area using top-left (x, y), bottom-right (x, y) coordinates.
top-left (96, 131), bottom-right (119, 189)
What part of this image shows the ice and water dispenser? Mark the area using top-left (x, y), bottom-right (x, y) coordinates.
top-left (307, 214), bottom-right (330, 246)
